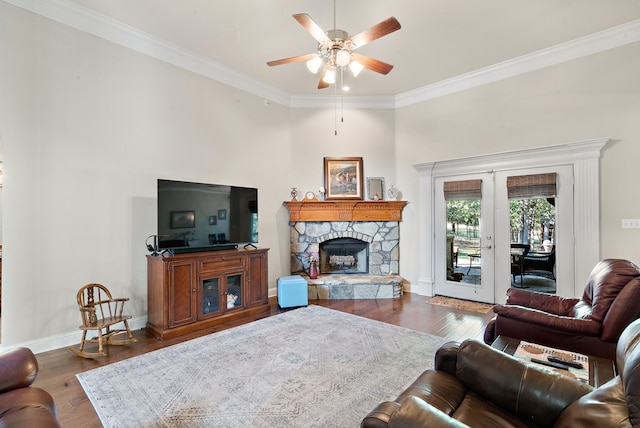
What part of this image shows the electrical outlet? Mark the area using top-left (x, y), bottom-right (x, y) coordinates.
top-left (622, 219), bottom-right (640, 229)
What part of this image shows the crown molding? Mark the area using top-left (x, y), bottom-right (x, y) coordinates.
top-left (395, 20), bottom-right (640, 108)
top-left (6, 0), bottom-right (640, 110)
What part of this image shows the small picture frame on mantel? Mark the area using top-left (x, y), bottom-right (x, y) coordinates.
top-left (366, 177), bottom-right (385, 200)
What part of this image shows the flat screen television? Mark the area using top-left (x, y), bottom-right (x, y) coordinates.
top-left (156, 179), bottom-right (258, 252)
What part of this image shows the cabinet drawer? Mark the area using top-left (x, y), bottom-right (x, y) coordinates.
top-left (198, 254), bottom-right (244, 271)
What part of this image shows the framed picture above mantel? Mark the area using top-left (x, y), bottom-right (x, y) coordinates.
top-left (324, 157), bottom-right (363, 200)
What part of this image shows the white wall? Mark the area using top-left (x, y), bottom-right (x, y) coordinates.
top-left (0, 3), bottom-right (292, 347)
top-left (395, 42), bottom-right (640, 294)
top-left (289, 108), bottom-right (396, 197)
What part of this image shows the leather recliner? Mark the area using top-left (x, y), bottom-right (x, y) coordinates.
top-left (485, 258), bottom-right (640, 359)
top-left (0, 347), bottom-right (60, 427)
top-left (361, 317), bottom-right (640, 427)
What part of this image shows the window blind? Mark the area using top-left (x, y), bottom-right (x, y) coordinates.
top-left (443, 179), bottom-right (482, 200)
top-left (507, 173), bottom-right (557, 199)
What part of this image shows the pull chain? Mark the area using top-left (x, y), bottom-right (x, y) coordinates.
top-left (332, 0), bottom-right (341, 136)
top-left (334, 80), bottom-right (338, 135)
top-left (340, 68), bottom-right (344, 124)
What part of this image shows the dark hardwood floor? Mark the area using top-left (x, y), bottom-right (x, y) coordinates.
top-left (33, 293), bottom-right (495, 427)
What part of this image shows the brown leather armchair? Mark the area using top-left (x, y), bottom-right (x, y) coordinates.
top-left (362, 318), bottom-right (640, 427)
top-left (485, 258), bottom-right (640, 359)
top-left (0, 347), bottom-right (60, 427)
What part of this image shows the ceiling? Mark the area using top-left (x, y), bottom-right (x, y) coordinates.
top-left (23, 1), bottom-right (640, 99)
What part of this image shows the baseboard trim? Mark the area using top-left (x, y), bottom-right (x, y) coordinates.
top-left (407, 279), bottom-right (434, 297)
top-left (0, 316), bottom-right (148, 355)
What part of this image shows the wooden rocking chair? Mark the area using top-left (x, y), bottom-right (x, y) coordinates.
top-left (69, 283), bottom-right (136, 358)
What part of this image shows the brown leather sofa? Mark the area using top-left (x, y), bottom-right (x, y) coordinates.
top-left (0, 347), bottom-right (60, 427)
top-left (361, 318), bottom-right (640, 427)
top-left (485, 258), bottom-right (640, 359)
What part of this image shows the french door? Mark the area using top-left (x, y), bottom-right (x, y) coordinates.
top-left (434, 173), bottom-right (495, 303)
top-left (434, 166), bottom-right (574, 303)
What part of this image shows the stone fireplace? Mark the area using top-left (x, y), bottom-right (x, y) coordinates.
top-left (284, 200), bottom-right (407, 299)
top-left (290, 221), bottom-right (399, 275)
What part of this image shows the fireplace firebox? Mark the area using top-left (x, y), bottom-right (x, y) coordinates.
top-left (319, 238), bottom-right (369, 274)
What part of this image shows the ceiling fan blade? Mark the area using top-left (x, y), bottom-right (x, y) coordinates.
top-left (293, 13), bottom-right (331, 43)
top-left (318, 64), bottom-right (329, 89)
top-left (318, 64), bottom-right (330, 89)
top-left (318, 79), bottom-right (329, 89)
top-left (267, 53), bottom-right (316, 67)
top-left (352, 53), bottom-right (394, 75)
top-left (349, 16), bottom-right (401, 49)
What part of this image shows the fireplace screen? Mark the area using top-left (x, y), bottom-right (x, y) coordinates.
top-left (319, 238), bottom-right (369, 274)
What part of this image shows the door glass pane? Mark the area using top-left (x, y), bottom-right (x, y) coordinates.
top-left (446, 198), bottom-right (481, 285)
top-left (202, 278), bottom-right (220, 314)
top-left (226, 274), bottom-right (242, 309)
top-left (509, 196), bottom-right (556, 292)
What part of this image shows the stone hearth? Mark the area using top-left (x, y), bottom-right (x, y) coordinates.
top-left (307, 274), bottom-right (404, 299)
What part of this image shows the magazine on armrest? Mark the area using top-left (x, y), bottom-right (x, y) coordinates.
top-left (513, 341), bottom-right (589, 384)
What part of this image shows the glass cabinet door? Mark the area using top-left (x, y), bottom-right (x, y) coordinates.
top-left (200, 272), bottom-right (244, 317)
top-left (225, 273), bottom-right (242, 310)
top-left (201, 277), bottom-right (220, 315)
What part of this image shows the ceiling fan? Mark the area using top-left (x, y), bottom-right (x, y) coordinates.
top-left (267, 8), bottom-right (401, 90)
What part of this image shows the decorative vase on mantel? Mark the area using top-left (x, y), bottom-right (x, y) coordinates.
top-left (308, 262), bottom-right (319, 279)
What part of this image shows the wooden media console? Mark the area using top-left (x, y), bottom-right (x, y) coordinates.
top-left (146, 247), bottom-right (269, 340)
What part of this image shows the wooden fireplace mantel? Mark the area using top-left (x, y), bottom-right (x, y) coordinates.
top-left (284, 200), bottom-right (408, 222)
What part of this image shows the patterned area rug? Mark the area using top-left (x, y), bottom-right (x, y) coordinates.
top-left (427, 295), bottom-right (495, 314)
top-left (77, 305), bottom-right (447, 427)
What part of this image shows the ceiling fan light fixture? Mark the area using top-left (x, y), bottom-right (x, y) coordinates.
top-left (267, 13), bottom-right (400, 92)
top-left (323, 67), bottom-right (336, 84)
top-left (335, 49), bottom-right (351, 67)
top-left (306, 55), bottom-right (323, 74)
top-left (349, 60), bottom-right (364, 77)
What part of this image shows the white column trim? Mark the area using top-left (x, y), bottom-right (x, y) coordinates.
top-left (573, 157), bottom-right (601, 292)
top-left (411, 163), bottom-right (436, 296)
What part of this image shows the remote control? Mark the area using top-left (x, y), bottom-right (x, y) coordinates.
top-left (547, 356), bottom-right (584, 369)
top-left (530, 357), bottom-right (569, 370)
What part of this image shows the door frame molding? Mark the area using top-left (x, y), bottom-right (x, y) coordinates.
top-left (412, 138), bottom-right (609, 300)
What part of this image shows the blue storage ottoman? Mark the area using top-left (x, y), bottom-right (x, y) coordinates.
top-left (277, 275), bottom-right (308, 308)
